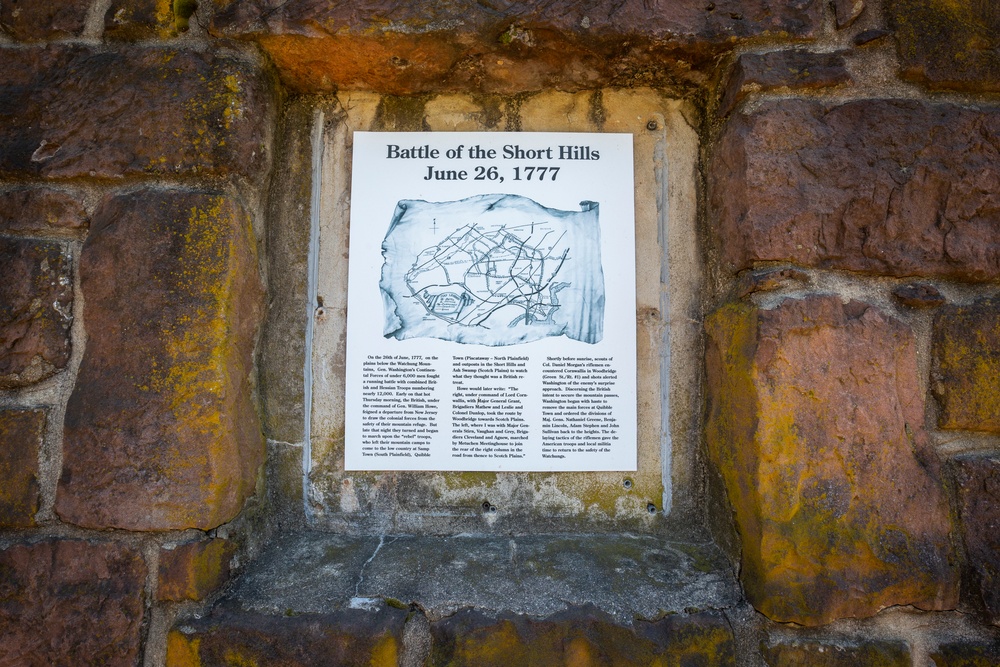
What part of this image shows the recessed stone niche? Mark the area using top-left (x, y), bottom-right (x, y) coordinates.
top-left (263, 89), bottom-right (702, 536)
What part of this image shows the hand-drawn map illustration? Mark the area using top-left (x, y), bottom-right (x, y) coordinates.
top-left (381, 194), bottom-right (604, 346)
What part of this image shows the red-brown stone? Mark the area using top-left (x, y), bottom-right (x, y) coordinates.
top-left (0, 409), bottom-right (44, 528)
top-left (890, 0), bottom-right (1000, 93)
top-left (705, 295), bottom-right (958, 625)
top-left (0, 238), bottom-right (73, 389)
top-left (952, 455), bottom-right (1000, 624)
top-left (933, 297), bottom-right (1000, 432)
top-left (211, 0), bottom-right (826, 94)
top-left (832, 0), bottom-right (864, 29)
top-left (893, 283), bottom-right (945, 309)
top-left (710, 99), bottom-right (1000, 281)
top-left (718, 50), bottom-right (851, 116)
top-left (0, 540), bottom-right (147, 666)
top-left (0, 0), bottom-right (90, 41)
top-left (0, 187), bottom-right (88, 236)
top-left (158, 538), bottom-right (237, 602)
top-left (56, 190), bottom-right (265, 531)
top-left (0, 45), bottom-right (275, 181)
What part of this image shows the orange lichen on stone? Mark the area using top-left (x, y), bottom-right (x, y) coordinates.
top-left (933, 297), bottom-right (1000, 432)
top-left (165, 631), bottom-right (202, 667)
top-left (705, 295), bottom-right (958, 626)
top-left (158, 538), bottom-right (237, 602)
top-left (57, 190), bottom-right (264, 531)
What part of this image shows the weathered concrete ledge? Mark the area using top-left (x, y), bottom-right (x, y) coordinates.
top-left (169, 532), bottom-right (741, 665)
top-left (218, 532), bottom-right (739, 622)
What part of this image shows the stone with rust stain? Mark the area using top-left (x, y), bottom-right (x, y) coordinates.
top-left (0, 187), bottom-right (88, 236)
top-left (0, 0), bottom-right (90, 41)
top-left (56, 190), bottom-right (265, 531)
top-left (158, 538), bottom-right (237, 602)
top-left (933, 297), bottom-right (1000, 432)
top-left (210, 0), bottom-right (826, 94)
top-left (166, 606), bottom-right (407, 667)
top-left (763, 636), bottom-right (910, 666)
top-left (0, 409), bottom-right (44, 528)
top-left (0, 238), bottom-right (73, 389)
top-left (430, 607), bottom-right (735, 666)
top-left (718, 50), bottom-right (851, 116)
top-left (705, 295), bottom-right (958, 625)
top-left (952, 455), bottom-right (1000, 624)
top-left (0, 540), bottom-right (147, 666)
top-left (0, 45), bottom-right (274, 181)
top-left (889, 0), bottom-right (1000, 92)
top-left (711, 99), bottom-right (1000, 281)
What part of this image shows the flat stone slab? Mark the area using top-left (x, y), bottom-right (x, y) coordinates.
top-left (223, 532), bottom-right (740, 624)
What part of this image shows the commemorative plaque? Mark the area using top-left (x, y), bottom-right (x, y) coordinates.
top-left (345, 132), bottom-right (636, 471)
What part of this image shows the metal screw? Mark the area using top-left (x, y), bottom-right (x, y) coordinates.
top-left (623, 478), bottom-right (633, 490)
top-left (489, 504), bottom-right (497, 514)
top-left (647, 503), bottom-right (657, 514)
top-left (646, 119), bottom-right (659, 131)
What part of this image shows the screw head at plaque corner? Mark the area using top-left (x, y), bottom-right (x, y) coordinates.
top-left (622, 478), bottom-right (633, 490)
top-left (646, 119), bottom-right (659, 131)
top-left (647, 503), bottom-right (657, 514)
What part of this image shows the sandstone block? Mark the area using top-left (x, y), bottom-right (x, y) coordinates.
top-left (719, 50), bottom-right (850, 116)
top-left (933, 298), bottom-right (1000, 432)
top-left (931, 638), bottom-right (1000, 667)
top-left (0, 45), bottom-right (274, 181)
top-left (892, 283), bottom-right (945, 309)
top-left (166, 606), bottom-right (407, 666)
top-left (832, 0), bottom-right (865, 29)
top-left (158, 538), bottom-right (237, 602)
top-left (0, 409), bottom-right (44, 528)
top-left (0, 0), bottom-right (90, 41)
top-left (431, 607), bottom-right (735, 666)
top-left (890, 0), bottom-right (1000, 92)
top-left (710, 99), bottom-right (1000, 280)
top-left (0, 187), bottom-right (88, 235)
top-left (211, 0), bottom-right (825, 94)
top-left (0, 238), bottom-right (73, 389)
top-left (762, 637), bottom-right (909, 666)
top-left (57, 190), bottom-right (265, 531)
top-left (952, 455), bottom-right (1000, 624)
top-left (0, 540), bottom-right (147, 666)
top-left (705, 295), bottom-right (958, 625)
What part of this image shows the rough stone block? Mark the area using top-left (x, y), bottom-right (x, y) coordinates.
top-left (705, 295), bottom-right (958, 625)
top-left (0, 45), bottom-right (274, 181)
top-left (104, 0), bottom-right (186, 40)
top-left (0, 540), bottom-right (147, 666)
top-left (762, 637), bottom-right (910, 666)
top-left (166, 606), bottom-right (407, 667)
top-left (0, 238), bottom-right (73, 389)
top-left (931, 638), bottom-right (1000, 667)
top-left (890, 0), bottom-right (1000, 92)
top-left (0, 0), bottom-right (90, 41)
top-left (211, 0), bottom-right (825, 94)
top-left (0, 187), bottom-right (88, 235)
top-left (431, 607), bottom-right (735, 666)
top-left (933, 298), bottom-right (1000, 432)
top-left (57, 190), bottom-right (265, 531)
top-left (158, 538), bottom-right (237, 602)
top-left (952, 455), bottom-right (1000, 624)
top-left (719, 50), bottom-right (850, 116)
top-left (832, 0), bottom-right (865, 29)
top-left (710, 99), bottom-right (1000, 281)
top-left (0, 408), bottom-right (44, 528)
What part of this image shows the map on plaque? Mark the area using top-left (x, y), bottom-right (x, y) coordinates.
top-left (345, 132), bottom-right (637, 472)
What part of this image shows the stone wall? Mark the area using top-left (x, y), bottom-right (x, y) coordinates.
top-left (1, 0), bottom-right (999, 665)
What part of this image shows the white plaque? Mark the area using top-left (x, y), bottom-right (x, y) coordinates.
top-left (344, 132), bottom-right (636, 471)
